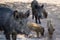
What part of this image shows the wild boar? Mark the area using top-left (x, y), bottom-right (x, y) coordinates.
top-left (27, 22), bottom-right (44, 38)
top-left (0, 7), bottom-right (30, 40)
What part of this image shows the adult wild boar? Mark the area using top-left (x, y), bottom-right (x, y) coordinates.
top-left (31, 0), bottom-right (48, 24)
top-left (0, 7), bottom-right (30, 40)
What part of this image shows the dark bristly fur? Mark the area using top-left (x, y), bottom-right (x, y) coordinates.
top-left (0, 7), bottom-right (30, 40)
top-left (31, 0), bottom-right (48, 24)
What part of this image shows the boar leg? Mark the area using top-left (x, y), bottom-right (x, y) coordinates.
top-left (5, 33), bottom-right (10, 40)
top-left (35, 16), bottom-right (38, 23)
top-left (38, 16), bottom-right (41, 24)
top-left (12, 32), bottom-right (17, 40)
top-left (36, 31), bottom-right (39, 38)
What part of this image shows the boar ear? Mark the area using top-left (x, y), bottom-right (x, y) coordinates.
top-left (13, 10), bottom-right (19, 19)
top-left (25, 10), bottom-right (30, 18)
top-left (41, 4), bottom-right (44, 8)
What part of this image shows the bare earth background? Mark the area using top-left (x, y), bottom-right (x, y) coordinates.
top-left (0, 0), bottom-right (60, 4)
top-left (0, 2), bottom-right (60, 40)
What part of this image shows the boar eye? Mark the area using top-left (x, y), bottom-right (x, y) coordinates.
top-left (15, 15), bottom-right (19, 19)
top-left (48, 28), bottom-right (50, 31)
top-left (13, 10), bottom-right (19, 19)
